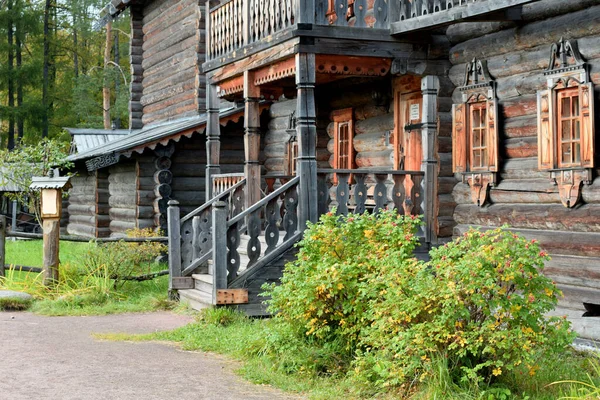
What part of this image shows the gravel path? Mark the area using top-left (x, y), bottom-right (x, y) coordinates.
top-left (0, 311), bottom-right (302, 400)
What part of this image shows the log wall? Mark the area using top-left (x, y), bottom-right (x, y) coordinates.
top-left (66, 171), bottom-right (99, 238)
top-left (108, 161), bottom-right (138, 236)
top-left (446, 1), bottom-right (600, 336)
top-left (141, 0), bottom-right (206, 126)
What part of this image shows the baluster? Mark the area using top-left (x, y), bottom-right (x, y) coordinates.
top-left (400, 0), bottom-right (408, 20)
top-left (373, 174), bottom-right (388, 214)
top-left (265, 195), bottom-right (281, 254)
top-left (218, 7), bottom-right (223, 55)
top-left (269, 0), bottom-right (276, 33)
top-left (283, 185), bottom-right (298, 241)
top-left (410, 0), bottom-right (421, 18)
top-left (334, 0), bottom-right (345, 26)
top-left (246, 210), bottom-right (262, 267)
top-left (180, 219), bottom-right (194, 268)
top-left (228, 2), bottom-right (234, 51)
top-left (232, 0), bottom-right (238, 49)
top-left (274, 0), bottom-right (281, 31)
top-left (317, 173), bottom-right (330, 216)
top-left (373, 0), bottom-right (388, 28)
top-left (433, 0), bottom-right (442, 13)
top-left (231, 184), bottom-right (245, 218)
top-left (353, 173), bottom-right (367, 214)
top-left (336, 173), bottom-right (350, 216)
top-left (255, 0), bottom-right (261, 40)
top-left (315, 0), bottom-right (325, 24)
top-left (353, 0), bottom-right (366, 27)
top-left (192, 216), bottom-right (201, 260)
top-left (226, 221), bottom-right (241, 281)
top-left (392, 174), bottom-right (406, 215)
top-left (410, 174), bottom-right (423, 216)
top-left (422, 0), bottom-right (431, 15)
top-left (288, 0), bottom-right (294, 25)
top-left (199, 208), bottom-right (213, 256)
top-left (446, 0), bottom-right (454, 10)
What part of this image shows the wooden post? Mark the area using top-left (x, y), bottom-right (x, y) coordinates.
top-left (244, 70), bottom-right (261, 211)
top-left (420, 75), bottom-right (439, 245)
top-left (0, 216), bottom-right (5, 278)
top-left (296, 53), bottom-right (318, 230)
top-left (42, 216), bottom-right (60, 285)
top-left (212, 201), bottom-right (228, 304)
top-left (167, 200), bottom-right (182, 299)
top-left (11, 200), bottom-right (17, 232)
top-left (206, 82), bottom-right (221, 201)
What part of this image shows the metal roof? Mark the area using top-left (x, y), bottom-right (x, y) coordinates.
top-left (66, 128), bottom-right (134, 155)
top-left (67, 103), bottom-right (263, 165)
top-left (0, 167), bottom-right (22, 192)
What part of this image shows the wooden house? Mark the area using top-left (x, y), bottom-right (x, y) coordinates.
top-left (88, 0), bottom-right (599, 340)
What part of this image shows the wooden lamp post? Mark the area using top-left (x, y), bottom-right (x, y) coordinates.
top-left (30, 171), bottom-right (71, 286)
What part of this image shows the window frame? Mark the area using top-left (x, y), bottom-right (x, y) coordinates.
top-left (331, 108), bottom-right (354, 184)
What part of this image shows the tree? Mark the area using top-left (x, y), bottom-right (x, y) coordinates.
top-left (0, 138), bottom-right (72, 223)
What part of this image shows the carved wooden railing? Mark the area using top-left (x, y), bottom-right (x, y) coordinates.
top-left (391, 0), bottom-right (536, 34)
top-left (212, 176), bottom-right (301, 290)
top-left (316, 169), bottom-right (427, 234)
top-left (167, 178), bottom-right (246, 291)
top-left (212, 173), bottom-right (245, 197)
top-left (207, 0), bottom-right (297, 60)
top-left (206, 0), bottom-right (390, 61)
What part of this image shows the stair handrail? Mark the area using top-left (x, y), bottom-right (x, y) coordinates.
top-left (227, 176), bottom-right (300, 228)
top-left (181, 178), bottom-right (247, 224)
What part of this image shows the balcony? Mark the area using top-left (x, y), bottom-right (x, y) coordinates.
top-left (205, 0), bottom-right (538, 65)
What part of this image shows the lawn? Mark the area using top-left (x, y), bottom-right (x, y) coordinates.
top-left (1, 238), bottom-right (174, 315)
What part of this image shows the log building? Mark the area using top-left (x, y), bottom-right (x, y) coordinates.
top-left (75, 0), bottom-right (599, 340)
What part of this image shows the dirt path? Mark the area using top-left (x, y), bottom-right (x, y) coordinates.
top-left (0, 311), bottom-right (302, 400)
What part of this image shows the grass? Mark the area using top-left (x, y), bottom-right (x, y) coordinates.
top-left (0, 296), bottom-right (32, 311)
top-left (97, 307), bottom-right (600, 400)
top-left (1, 239), bottom-right (174, 316)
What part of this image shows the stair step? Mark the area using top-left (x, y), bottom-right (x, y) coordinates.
top-left (179, 289), bottom-right (213, 311)
top-left (192, 273), bottom-right (213, 294)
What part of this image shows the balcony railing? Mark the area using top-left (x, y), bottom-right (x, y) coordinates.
top-left (206, 0), bottom-right (535, 61)
top-left (206, 0), bottom-right (390, 61)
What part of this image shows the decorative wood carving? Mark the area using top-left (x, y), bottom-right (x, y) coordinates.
top-left (538, 38), bottom-right (594, 208)
top-left (452, 58), bottom-right (498, 207)
top-left (86, 153), bottom-right (120, 171)
top-left (153, 143), bottom-right (175, 233)
top-left (253, 57), bottom-right (296, 86)
top-left (218, 75), bottom-right (244, 97)
top-left (315, 55), bottom-right (391, 77)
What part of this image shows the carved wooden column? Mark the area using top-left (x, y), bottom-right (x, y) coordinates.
top-left (421, 75), bottom-right (439, 245)
top-left (296, 53), bottom-right (318, 230)
top-left (244, 70), bottom-right (261, 209)
top-left (154, 143), bottom-right (175, 233)
top-left (205, 82), bottom-right (221, 201)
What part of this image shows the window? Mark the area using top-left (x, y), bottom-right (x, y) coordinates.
top-left (393, 77), bottom-right (423, 171)
top-left (452, 58), bottom-right (498, 206)
top-left (537, 38), bottom-right (594, 208)
top-left (331, 108), bottom-right (354, 184)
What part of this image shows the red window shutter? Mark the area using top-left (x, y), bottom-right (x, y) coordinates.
top-left (452, 103), bottom-right (468, 173)
top-left (579, 82), bottom-right (595, 168)
top-left (537, 89), bottom-right (555, 171)
top-left (486, 98), bottom-right (499, 172)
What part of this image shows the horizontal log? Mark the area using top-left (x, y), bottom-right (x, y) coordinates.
top-left (264, 130), bottom-right (291, 146)
top-left (454, 224), bottom-right (600, 257)
top-left (171, 177), bottom-right (206, 191)
top-left (446, 0), bottom-right (599, 44)
top-left (354, 114), bottom-right (393, 136)
top-left (269, 100), bottom-right (296, 118)
top-left (263, 143), bottom-right (286, 159)
top-left (438, 112), bottom-right (452, 138)
top-left (109, 208), bottom-right (138, 222)
top-left (137, 206), bottom-right (155, 219)
top-left (544, 255), bottom-right (600, 290)
top-left (439, 153), bottom-right (453, 178)
top-left (137, 219), bottom-right (157, 230)
top-left (438, 194), bottom-right (456, 218)
top-left (109, 195), bottom-right (137, 208)
top-left (499, 158), bottom-right (546, 180)
top-left (353, 132), bottom-right (390, 153)
top-left (354, 104), bottom-right (388, 121)
top-left (450, 5), bottom-right (600, 64)
top-left (453, 180), bottom-right (560, 205)
top-left (267, 115), bottom-right (293, 131)
top-left (454, 203), bottom-right (600, 232)
top-left (355, 150), bottom-right (393, 168)
top-left (67, 204), bottom-right (95, 216)
top-left (66, 224), bottom-right (96, 238)
top-left (438, 137), bottom-right (452, 153)
top-left (438, 177), bottom-right (458, 194)
top-left (504, 116), bottom-right (537, 139)
top-left (504, 137), bottom-right (537, 159)
top-left (264, 158), bottom-right (285, 173)
top-left (109, 221), bottom-right (136, 234)
top-left (437, 217), bottom-right (456, 239)
top-left (69, 214), bottom-right (96, 226)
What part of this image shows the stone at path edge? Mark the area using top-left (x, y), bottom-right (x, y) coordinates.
top-left (0, 291), bottom-right (33, 301)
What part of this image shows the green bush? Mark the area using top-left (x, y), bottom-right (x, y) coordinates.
top-left (79, 228), bottom-right (166, 285)
top-left (264, 210), bottom-right (422, 352)
top-left (355, 227), bottom-right (574, 387)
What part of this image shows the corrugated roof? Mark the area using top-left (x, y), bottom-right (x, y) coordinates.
top-left (65, 128), bottom-right (134, 155)
top-left (0, 167), bottom-right (24, 192)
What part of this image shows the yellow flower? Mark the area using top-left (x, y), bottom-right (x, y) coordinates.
top-left (492, 368), bottom-right (502, 376)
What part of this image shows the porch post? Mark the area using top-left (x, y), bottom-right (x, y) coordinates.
top-left (243, 70), bottom-right (261, 209)
top-left (206, 81), bottom-right (221, 201)
top-left (296, 53), bottom-right (318, 230)
top-left (420, 75), bottom-right (440, 245)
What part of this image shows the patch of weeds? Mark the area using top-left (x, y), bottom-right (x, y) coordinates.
top-left (0, 296), bottom-right (32, 311)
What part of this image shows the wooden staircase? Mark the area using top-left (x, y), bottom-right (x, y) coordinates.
top-left (178, 233), bottom-right (288, 313)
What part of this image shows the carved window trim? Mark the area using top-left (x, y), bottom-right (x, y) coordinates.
top-left (331, 108), bottom-right (354, 184)
top-left (537, 38), bottom-right (595, 208)
top-left (452, 58), bottom-right (499, 206)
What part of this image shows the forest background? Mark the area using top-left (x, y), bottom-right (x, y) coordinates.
top-left (0, 0), bottom-right (130, 149)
